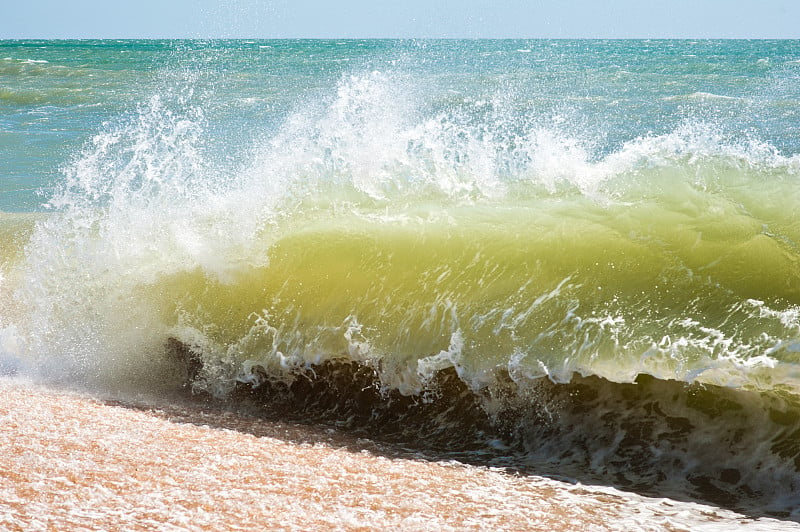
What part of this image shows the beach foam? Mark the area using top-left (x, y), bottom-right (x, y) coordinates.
top-left (0, 377), bottom-right (791, 531)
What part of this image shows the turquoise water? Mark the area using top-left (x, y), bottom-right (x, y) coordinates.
top-left (3, 40), bottom-right (799, 211)
top-left (2, 39), bottom-right (800, 516)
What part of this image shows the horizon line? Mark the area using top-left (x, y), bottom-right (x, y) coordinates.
top-left (2, 36), bottom-right (799, 41)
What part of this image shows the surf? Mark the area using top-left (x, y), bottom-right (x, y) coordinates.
top-left (2, 40), bottom-right (800, 518)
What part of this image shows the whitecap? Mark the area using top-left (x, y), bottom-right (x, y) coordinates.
top-left (664, 92), bottom-right (738, 102)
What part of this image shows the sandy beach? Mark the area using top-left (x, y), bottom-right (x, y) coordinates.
top-left (0, 377), bottom-right (794, 531)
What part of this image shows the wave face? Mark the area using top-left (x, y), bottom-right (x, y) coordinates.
top-left (2, 39), bottom-right (800, 517)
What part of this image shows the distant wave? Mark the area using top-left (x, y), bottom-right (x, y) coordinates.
top-left (664, 92), bottom-right (741, 102)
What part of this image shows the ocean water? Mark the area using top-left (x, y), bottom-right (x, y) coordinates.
top-left (2, 39), bottom-right (800, 518)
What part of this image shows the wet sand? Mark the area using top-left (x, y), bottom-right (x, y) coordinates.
top-left (0, 377), bottom-right (794, 531)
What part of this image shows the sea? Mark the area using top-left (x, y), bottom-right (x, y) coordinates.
top-left (2, 39), bottom-right (800, 527)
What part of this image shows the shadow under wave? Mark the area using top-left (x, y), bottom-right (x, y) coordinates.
top-left (163, 338), bottom-right (800, 523)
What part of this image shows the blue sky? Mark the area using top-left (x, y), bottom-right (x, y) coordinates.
top-left (2, 0), bottom-right (799, 39)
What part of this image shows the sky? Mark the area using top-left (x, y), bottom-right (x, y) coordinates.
top-left (1, 0), bottom-right (799, 39)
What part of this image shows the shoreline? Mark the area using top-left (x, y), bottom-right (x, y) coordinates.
top-left (0, 377), bottom-right (795, 531)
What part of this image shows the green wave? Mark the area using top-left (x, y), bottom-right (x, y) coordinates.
top-left (142, 163), bottom-right (800, 395)
top-left (5, 67), bottom-right (800, 399)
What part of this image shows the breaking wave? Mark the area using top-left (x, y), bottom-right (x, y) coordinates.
top-left (3, 66), bottom-right (800, 518)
